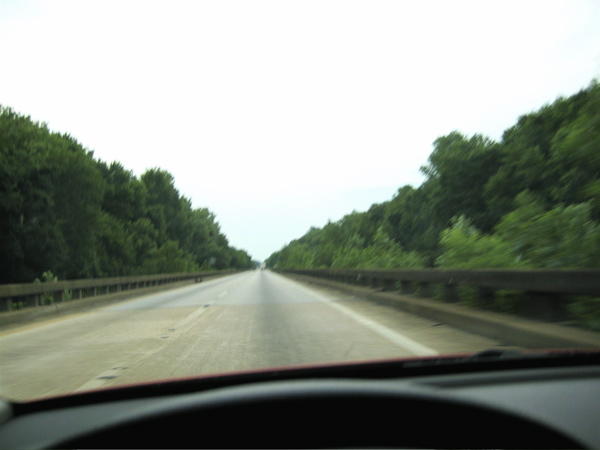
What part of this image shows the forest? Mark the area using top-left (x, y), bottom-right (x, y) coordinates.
top-left (266, 81), bottom-right (600, 272)
top-left (0, 108), bottom-right (254, 284)
top-left (2, 81), bottom-right (598, 286)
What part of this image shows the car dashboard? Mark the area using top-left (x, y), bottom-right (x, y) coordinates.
top-left (0, 352), bottom-right (598, 448)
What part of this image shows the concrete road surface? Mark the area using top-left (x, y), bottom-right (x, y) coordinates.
top-left (0, 270), bottom-right (504, 401)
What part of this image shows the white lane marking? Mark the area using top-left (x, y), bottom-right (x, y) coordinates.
top-left (326, 301), bottom-right (438, 356)
top-left (290, 281), bottom-right (438, 356)
top-left (217, 290), bottom-right (229, 298)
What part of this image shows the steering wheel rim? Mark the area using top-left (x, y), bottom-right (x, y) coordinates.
top-left (59, 380), bottom-right (584, 448)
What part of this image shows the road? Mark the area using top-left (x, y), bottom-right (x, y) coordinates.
top-left (0, 270), bottom-right (505, 401)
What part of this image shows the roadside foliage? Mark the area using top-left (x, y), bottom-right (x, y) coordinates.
top-left (265, 81), bottom-right (600, 329)
top-left (266, 81), bottom-right (600, 272)
top-left (0, 107), bottom-right (254, 284)
top-left (1, 82), bottom-right (598, 328)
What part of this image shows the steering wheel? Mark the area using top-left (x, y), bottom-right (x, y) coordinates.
top-left (59, 380), bottom-right (583, 448)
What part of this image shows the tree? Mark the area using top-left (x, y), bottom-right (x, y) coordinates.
top-left (0, 107), bottom-right (104, 281)
top-left (141, 169), bottom-right (183, 244)
top-left (548, 82), bottom-right (600, 217)
top-left (384, 184), bottom-right (441, 263)
top-left (98, 162), bottom-right (147, 223)
top-left (421, 131), bottom-right (501, 231)
top-left (46, 134), bottom-right (105, 278)
top-left (140, 240), bottom-right (199, 274)
top-left (484, 85), bottom-right (592, 220)
top-left (0, 107), bottom-right (253, 282)
top-left (495, 192), bottom-right (600, 268)
top-left (436, 216), bottom-right (524, 269)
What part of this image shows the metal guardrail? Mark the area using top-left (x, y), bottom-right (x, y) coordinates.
top-left (278, 268), bottom-right (600, 322)
top-left (0, 270), bottom-right (243, 312)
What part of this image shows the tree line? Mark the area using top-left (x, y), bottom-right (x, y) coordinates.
top-left (266, 81), bottom-right (600, 272)
top-left (0, 107), bottom-right (254, 284)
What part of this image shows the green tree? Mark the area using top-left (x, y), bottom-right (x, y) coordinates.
top-left (47, 135), bottom-right (105, 278)
top-left (0, 106), bottom-right (253, 282)
top-left (98, 161), bottom-right (147, 223)
top-left (495, 192), bottom-right (600, 268)
top-left (140, 240), bottom-right (199, 274)
top-left (384, 184), bottom-right (441, 263)
top-left (548, 82), bottom-right (600, 217)
top-left (436, 216), bottom-right (524, 269)
top-left (127, 218), bottom-right (160, 270)
top-left (333, 226), bottom-right (426, 269)
top-left (0, 107), bottom-right (104, 281)
top-left (484, 85), bottom-right (592, 220)
top-left (421, 132), bottom-right (501, 231)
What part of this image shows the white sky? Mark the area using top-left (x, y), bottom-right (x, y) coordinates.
top-left (1, 0), bottom-right (599, 262)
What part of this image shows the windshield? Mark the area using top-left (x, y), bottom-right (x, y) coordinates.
top-left (0, 0), bottom-right (599, 402)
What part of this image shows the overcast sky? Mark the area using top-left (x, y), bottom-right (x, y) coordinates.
top-left (1, 0), bottom-right (599, 261)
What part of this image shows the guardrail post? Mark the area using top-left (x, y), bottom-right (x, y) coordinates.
top-left (369, 277), bottom-right (379, 289)
top-left (477, 286), bottom-right (495, 309)
top-left (417, 282), bottom-right (433, 298)
top-left (0, 298), bottom-right (12, 312)
top-left (400, 280), bottom-right (412, 295)
top-left (382, 279), bottom-right (396, 291)
top-left (26, 294), bottom-right (41, 308)
top-left (523, 292), bottom-right (567, 322)
top-left (444, 282), bottom-right (459, 303)
top-left (356, 273), bottom-right (363, 286)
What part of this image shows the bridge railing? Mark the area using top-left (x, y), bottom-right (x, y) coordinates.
top-left (277, 268), bottom-right (600, 322)
top-left (0, 270), bottom-right (243, 313)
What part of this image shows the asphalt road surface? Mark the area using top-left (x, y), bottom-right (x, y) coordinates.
top-left (0, 270), bottom-right (504, 401)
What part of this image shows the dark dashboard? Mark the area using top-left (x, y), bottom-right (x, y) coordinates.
top-left (0, 352), bottom-right (598, 448)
